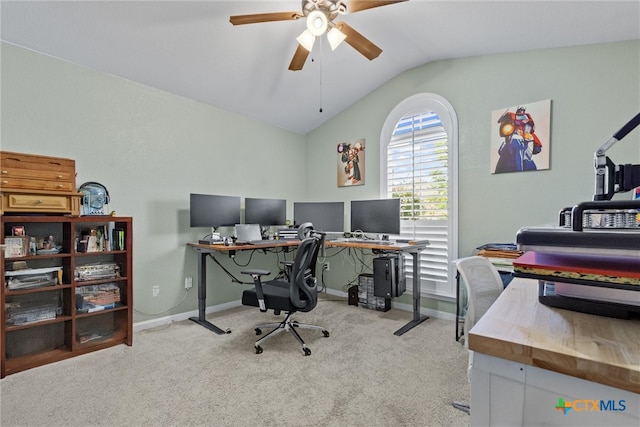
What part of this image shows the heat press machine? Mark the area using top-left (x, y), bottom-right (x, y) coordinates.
top-left (514, 112), bottom-right (640, 318)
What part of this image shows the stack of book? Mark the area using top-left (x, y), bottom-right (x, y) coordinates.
top-left (476, 243), bottom-right (523, 259)
top-left (475, 243), bottom-right (522, 273)
top-left (76, 283), bottom-right (121, 313)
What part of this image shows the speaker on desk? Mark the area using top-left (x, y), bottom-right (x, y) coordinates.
top-left (373, 256), bottom-right (405, 298)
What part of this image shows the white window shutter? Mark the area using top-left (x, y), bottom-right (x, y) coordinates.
top-left (387, 112), bottom-right (454, 297)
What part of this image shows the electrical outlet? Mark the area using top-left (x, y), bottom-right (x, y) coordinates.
top-left (152, 285), bottom-right (160, 297)
top-left (185, 276), bottom-right (193, 290)
top-left (324, 262), bottom-right (330, 271)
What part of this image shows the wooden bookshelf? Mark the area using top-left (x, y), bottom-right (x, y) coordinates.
top-left (1, 215), bottom-right (132, 377)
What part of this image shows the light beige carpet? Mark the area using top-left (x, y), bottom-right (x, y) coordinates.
top-left (0, 297), bottom-right (470, 426)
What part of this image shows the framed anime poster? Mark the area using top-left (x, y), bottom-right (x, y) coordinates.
top-left (490, 99), bottom-right (551, 174)
top-left (337, 138), bottom-right (365, 187)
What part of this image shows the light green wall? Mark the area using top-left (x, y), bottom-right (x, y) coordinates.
top-left (2, 40), bottom-right (639, 321)
top-left (306, 40), bottom-right (639, 313)
top-left (307, 41), bottom-right (640, 250)
top-left (1, 43), bottom-right (307, 322)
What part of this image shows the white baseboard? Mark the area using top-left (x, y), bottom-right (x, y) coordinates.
top-left (133, 300), bottom-right (242, 332)
top-left (134, 291), bottom-right (455, 332)
top-left (323, 288), bottom-right (456, 321)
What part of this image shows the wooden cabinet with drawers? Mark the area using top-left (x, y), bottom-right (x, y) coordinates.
top-left (0, 151), bottom-right (82, 216)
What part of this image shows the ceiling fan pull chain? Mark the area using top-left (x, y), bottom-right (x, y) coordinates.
top-left (319, 37), bottom-right (323, 113)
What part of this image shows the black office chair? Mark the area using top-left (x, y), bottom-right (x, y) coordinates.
top-left (241, 224), bottom-right (329, 356)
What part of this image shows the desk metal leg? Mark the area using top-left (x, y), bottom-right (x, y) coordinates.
top-left (455, 270), bottom-right (462, 342)
top-left (394, 251), bottom-right (429, 336)
top-left (189, 250), bottom-right (228, 335)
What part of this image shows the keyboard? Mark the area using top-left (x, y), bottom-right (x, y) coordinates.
top-left (335, 238), bottom-right (394, 245)
top-left (248, 240), bottom-right (278, 245)
top-left (368, 240), bottom-right (394, 245)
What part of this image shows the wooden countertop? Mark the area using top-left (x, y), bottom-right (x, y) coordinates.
top-left (468, 278), bottom-right (640, 393)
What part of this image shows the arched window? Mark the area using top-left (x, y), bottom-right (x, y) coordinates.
top-left (380, 93), bottom-right (458, 298)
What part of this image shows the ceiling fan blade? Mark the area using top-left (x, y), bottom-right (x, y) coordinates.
top-left (230, 11), bottom-right (303, 25)
top-left (335, 22), bottom-right (382, 61)
top-left (347, 0), bottom-right (408, 14)
top-left (288, 45), bottom-right (310, 71)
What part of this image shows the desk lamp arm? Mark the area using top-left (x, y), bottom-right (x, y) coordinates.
top-left (594, 112), bottom-right (640, 200)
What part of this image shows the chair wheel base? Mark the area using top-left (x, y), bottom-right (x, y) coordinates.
top-left (452, 401), bottom-right (470, 415)
top-left (250, 312), bottom-right (328, 356)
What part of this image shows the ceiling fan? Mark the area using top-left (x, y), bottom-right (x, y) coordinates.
top-left (230, 0), bottom-right (408, 71)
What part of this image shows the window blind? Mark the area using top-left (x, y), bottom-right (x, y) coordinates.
top-left (387, 111), bottom-right (454, 297)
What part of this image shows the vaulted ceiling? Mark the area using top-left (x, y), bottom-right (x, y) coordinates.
top-left (2, 1), bottom-right (639, 134)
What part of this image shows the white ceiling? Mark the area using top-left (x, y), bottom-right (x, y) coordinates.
top-left (2, 1), bottom-right (639, 135)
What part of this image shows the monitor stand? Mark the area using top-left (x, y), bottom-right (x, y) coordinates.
top-left (199, 228), bottom-right (222, 245)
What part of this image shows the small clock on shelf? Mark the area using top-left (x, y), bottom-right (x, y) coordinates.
top-left (78, 182), bottom-right (110, 216)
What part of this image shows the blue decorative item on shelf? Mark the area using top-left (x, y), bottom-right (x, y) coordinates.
top-left (78, 182), bottom-right (110, 216)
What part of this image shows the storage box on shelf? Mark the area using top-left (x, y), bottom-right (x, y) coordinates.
top-left (1, 151), bottom-right (82, 216)
top-left (1, 215), bottom-right (132, 378)
top-left (357, 273), bottom-right (391, 312)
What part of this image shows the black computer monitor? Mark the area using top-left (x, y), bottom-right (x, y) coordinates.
top-left (294, 201), bottom-right (344, 233)
top-left (190, 193), bottom-right (241, 228)
top-left (245, 197), bottom-right (286, 226)
top-left (350, 199), bottom-right (400, 235)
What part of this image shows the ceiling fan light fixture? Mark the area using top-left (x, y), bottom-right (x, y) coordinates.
top-left (296, 29), bottom-right (316, 52)
top-left (229, 0), bottom-right (404, 71)
top-left (306, 9), bottom-right (328, 36)
top-left (327, 26), bottom-right (346, 50)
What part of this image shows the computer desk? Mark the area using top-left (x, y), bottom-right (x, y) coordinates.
top-left (186, 240), bottom-right (300, 334)
top-left (327, 240), bottom-right (430, 336)
top-left (186, 239), bottom-right (429, 336)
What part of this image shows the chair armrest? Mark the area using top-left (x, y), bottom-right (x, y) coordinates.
top-left (241, 268), bottom-right (271, 277)
top-left (240, 268), bottom-right (271, 312)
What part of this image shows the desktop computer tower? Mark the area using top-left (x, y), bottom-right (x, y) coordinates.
top-left (348, 285), bottom-right (359, 306)
top-left (373, 256), bottom-right (406, 298)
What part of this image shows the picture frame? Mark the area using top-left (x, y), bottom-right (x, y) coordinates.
top-left (4, 236), bottom-right (28, 258)
top-left (337, 138), bottom-right (365, 187)
top-left (491, 99), bottom-right (551, 174)
top-left (12, 226), bottom-right (25, 236)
